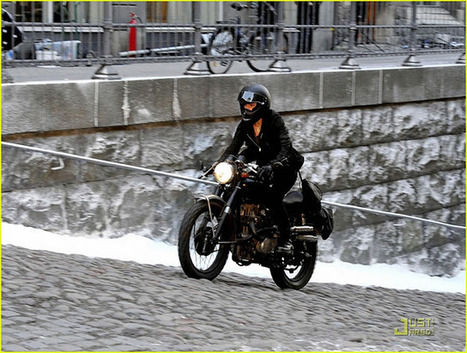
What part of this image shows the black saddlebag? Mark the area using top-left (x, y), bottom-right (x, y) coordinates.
top-left (301, 179), bottom-right (322, 214)
top-left (314, 207), bottom-right (334, 240)
top-left (301, 178), bottom-right (334, 240)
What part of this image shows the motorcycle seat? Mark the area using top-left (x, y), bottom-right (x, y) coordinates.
top-left (283, 190), bottom-right (303, 205)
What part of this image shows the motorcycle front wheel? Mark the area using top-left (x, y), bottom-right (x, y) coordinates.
top-left (270, 242), bottom-right (317, 290)
top-left (178, 200), bottom-right (230, 280)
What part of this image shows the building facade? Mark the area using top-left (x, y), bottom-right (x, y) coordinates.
top-left (2, 2), bottom-right (464, 59)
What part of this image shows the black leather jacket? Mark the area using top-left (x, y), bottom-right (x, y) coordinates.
top-left (219, 109), bottom-right (304, 170)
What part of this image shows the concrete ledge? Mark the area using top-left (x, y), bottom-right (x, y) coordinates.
top-left (2, 65), bottom-right (465, 135)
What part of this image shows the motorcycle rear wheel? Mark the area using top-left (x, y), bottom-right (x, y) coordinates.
top-left (178, 200), bottom-right (230, 280)
top-left (270, 242), bottom-right (317, 290)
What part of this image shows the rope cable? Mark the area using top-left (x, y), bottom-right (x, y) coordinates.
top-left (2, 141), bottom-right (465, 232)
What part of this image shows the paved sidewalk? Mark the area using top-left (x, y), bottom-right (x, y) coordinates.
top-left (2, 245), bottom-right (465, 351)
top-left (3, 52), bottom-right (463, 83)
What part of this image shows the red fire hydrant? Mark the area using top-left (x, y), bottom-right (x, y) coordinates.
top-left (129, 12), bottom-right (137, 55)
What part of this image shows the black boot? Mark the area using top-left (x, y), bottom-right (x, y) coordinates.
top-left (274, 206), bottom-right (293, 253)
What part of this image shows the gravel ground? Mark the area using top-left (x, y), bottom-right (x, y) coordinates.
top-left (2, 244), bottom-right (465, 351)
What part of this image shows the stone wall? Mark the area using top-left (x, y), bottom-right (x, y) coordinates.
top-left (2, 65), bottom-right (465, 276)
top-left (291, 100), bottom-right (465, 276)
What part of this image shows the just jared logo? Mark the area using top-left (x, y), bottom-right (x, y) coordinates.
top-left (394, 318), bottom-right (435, 336)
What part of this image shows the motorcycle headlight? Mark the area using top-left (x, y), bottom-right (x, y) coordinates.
top-left (213, 162), bottom-right (235, 184)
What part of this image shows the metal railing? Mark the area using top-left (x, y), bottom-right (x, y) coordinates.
top-left (2, 141), bottom-right (465, 233)
top-left (2, 1), bottom-right (465, 75)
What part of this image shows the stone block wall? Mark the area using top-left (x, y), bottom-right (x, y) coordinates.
top-left (2, 65), bottom-right (465, 276)
top-left (290, 100), bottom-right (465, 276)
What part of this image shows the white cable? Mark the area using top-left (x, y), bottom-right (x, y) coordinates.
top-left (3, 141), bottom-right (465, 232)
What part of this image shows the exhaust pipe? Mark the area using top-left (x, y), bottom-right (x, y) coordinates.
top-left (291, 226), bottom-right (318, 242)
top-left (291, 225), bottom-right (315, 233)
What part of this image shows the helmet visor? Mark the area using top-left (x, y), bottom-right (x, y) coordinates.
top-left (238, 91), bottom-right (265, 105)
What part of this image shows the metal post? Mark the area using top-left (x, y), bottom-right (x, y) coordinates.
top-left (2, 41), bottom-right (14, 82)
top-left (456, 13), bottom-right (465, 65)
top-left (269, 2), bottom-right (291, 72)
top-left (402, 2), bottom-right (421, 67)
top-left (92, 2), bottom-right (121, 80)
top-left (340, 2), bottom-right (360, 69)
top-left (456, 52), bottom-right (465, 64)
top-left (2, 2), bottom-right (16, 83)
top-left (185, 2), bottom-right (210, 75)
top-left (1, 66), bottom-right (14, 83)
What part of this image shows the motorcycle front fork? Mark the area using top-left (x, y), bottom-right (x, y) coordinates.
top-left (213, 183), bottom-right (241, 243)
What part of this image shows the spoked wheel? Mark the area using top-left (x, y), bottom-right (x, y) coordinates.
top-left (207, 29), bottom-right (235, 74)
top-left (270, 242), bottom-right (317, 290)
top-left (246, 32), bottom-right (289, 72)
top-left (178, 200), bottom-right (230, 280)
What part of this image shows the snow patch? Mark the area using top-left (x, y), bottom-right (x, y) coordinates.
top-left (1, 222), bottom-right (464, 294)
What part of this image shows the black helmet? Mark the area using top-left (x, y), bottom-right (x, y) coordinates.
top-left (238, 84), bottom-right (271, 123)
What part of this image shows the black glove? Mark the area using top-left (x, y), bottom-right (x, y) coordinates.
top-left (258, 165), bottom-right (273, 183)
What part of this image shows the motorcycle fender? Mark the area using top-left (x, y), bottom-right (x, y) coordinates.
top-left (194, 194), bottom-right (233, 241)
top-left (193, 194), bottom-right (225, 206)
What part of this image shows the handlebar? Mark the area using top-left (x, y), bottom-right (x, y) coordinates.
top-left (199, 155), bottom-right (288, 181)
top-left (230, 3), bottom-right (248, 11)
top-left (198, 164), bottom-right (215, 179)
top-left (231, 2), bottom-right (275, 12)
top-left (230, 2), bottom-right (277, 20)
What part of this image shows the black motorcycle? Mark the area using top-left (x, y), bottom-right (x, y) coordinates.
top-left (178, 155), bottom-right (332, 290)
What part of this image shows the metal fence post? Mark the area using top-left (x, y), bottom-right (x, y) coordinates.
top-left (456, 13), bottom-right (465, 65)
top-left (2, 67), bottom-right (14, 83)
top-left (402, 2), bottom-right (421, 67)
top-left (92, 2), bottom-right (121, 80)
top-left (184, 2), bottom-right (210, 75)
top-left (269, 2), bottom-right (291, 72)
top-left (2, 3), bottom-right (17, 83)
top-left (339, 2), bottom-right (360, 69)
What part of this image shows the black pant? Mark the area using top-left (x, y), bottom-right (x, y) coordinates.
top-left (261, 168), bottom-right (298, 241)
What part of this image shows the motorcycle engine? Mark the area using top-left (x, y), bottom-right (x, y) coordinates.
top-left (255, 237), bottom-right (278, 255)
top-left (240, 203), bottom-right (272, 237)
top-left (238, 204), bottom-right (278, 257)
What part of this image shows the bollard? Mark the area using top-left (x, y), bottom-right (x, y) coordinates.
top-left (184, 2), bottom-right (210, 75)
top-left (339, 2), bottom-right (360, 70)
top-left (402, 2), bottom-right (421, 67)
top-left (269, 3), bottom-right (291, 72)
top-left (92, 2), bottom-right (121, 80)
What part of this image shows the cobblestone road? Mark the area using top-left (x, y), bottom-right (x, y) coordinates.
top-left (2, 245), bottom-right (465, 351)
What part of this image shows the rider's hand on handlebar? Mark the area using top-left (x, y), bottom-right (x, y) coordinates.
top-left (272, 160), bottom-right (284, 169)
top-left (258, 165), bottom-right (273, 183)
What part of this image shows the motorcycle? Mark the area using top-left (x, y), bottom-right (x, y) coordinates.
top-left (178, 155), bottom-right (328, 290)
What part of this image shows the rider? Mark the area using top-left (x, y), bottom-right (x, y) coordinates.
top-left (217, 83), bottom-right (304, 252)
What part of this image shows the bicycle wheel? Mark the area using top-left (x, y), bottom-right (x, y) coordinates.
top-left (246, 32), bottom-right (289, 72)
top-left (207, 29), bottom-right (235, 74)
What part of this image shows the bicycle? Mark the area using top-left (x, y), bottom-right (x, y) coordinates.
top-left (207, 2), bottom-right (288, 74)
